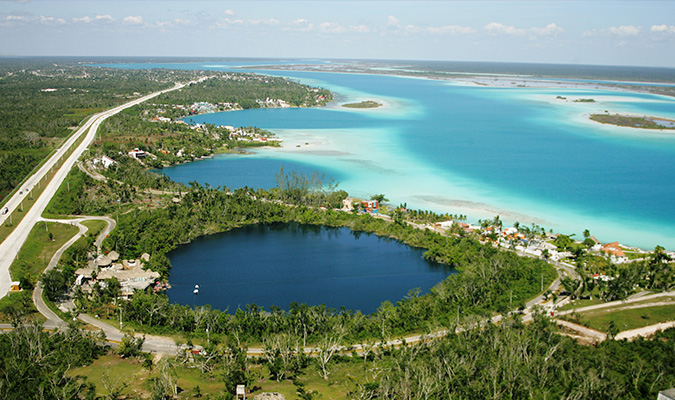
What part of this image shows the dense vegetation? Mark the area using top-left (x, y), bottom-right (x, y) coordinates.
top-left (590, 113), bottom-right (675, 129)
top-left (94, 73), bottom-right (331, 168)
top-left (0, 59), bottom-right (207, 201)
top-left (346, 316), bottom-right (675, 400)
top-left (0, 323), bottom-right (104, 400)
top-left (155, 73), bottom-right (332, 110)
top-left (341, 100), bottom-right (381, 108)
top-left (42, 162), bottom-right (556, 346)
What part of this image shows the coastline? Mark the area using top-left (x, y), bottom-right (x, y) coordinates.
top-left (167, 68), bottom-right (675, 251)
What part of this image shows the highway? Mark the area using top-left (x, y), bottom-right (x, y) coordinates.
top-left (0, 81), bottom-right (189, 299)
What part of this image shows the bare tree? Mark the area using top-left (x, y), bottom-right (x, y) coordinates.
top-left (316, 324), bottom-right (346, 380)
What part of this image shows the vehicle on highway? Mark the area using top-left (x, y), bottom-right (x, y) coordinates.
top-left (1, 207), bottom-right (7, 215)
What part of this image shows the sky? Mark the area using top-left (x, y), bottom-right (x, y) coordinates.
top-left (1, 0), bottom-right (675, 67)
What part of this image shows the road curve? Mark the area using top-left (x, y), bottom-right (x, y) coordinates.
top-left (0, 82), bottom-right (190, 299)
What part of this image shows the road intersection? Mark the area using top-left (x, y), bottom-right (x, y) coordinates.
top-left (0, 82), bottom-right (188, 298)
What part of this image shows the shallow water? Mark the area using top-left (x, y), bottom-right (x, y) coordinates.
top-left (113, 61), bottom-right (675, 249)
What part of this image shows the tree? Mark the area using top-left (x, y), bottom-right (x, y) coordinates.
top-left (370, 194), bottom-right (389, 204)
top-left (553, 234), bottom-right (573, 251)
top-left (150, 359), bottom-right (178, 400)
top-left (316, 323), bottom-right (346, 380)
top-left (263, 333), bottom-right (304, 382)
top-left (118, 332), bottom-right (145, 358)
top-left (41, 268), bottom-right (66, 302)
top-left (606, 320), bottom-right (619, 340)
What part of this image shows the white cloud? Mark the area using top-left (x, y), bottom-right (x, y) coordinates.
top-left (651, 24), bottom-right (675, 34)
top-left (73, 14), bottom-right (114, 24)
top-left (384, 16), bottom-right (473, 36)
top-left (319, 22), bottom-right (346, 34)
top-left (249, 18), bottom-right (281, 26)
top-left (122, 16), bottom-right (143, 25)
top-left (224, 9), bottom-right (235, 16)
top-left (485, 22), bottom-right (563, 38)
top-left (428, 25), bottom-right (475, 35)
top-left (349, 24), bottom-right (371, 33)
top-left (285, 18), bottom-right (314, 32)
top-left (485, 22), bottom-right (524, 35)
top-left (531, 23), bottom-right (563, 36)
top-left (145, 20), bottom-right (171, 30)
top-left (6, 15), bottom-right (29, 22)
top-left (174, 18), bottom-right (192, 25)
top-left (39, 16), bottom-right (65, 25)
top-left (214, 17), bottom-right (244, 28)
top-left (608, 25), bottom-right (640, 36)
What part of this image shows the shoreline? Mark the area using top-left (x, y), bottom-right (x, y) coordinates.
top-left (170, 70), bottom-right (675, 251)
top-left (246, 63), bottom-right (675, 98)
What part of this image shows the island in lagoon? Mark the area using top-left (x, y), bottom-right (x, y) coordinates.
top-left (590, 113), bottom-right (675, 130)
top-left (341, 100), bottom-right (382, 108)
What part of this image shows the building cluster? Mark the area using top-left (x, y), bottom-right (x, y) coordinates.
top-left (430, 220), bottom-right (646, 264)
top-left (74, 251), bottom-right (161, 298)
top-left (256, 98), bottom-right (291, 108)
top-left (222, 125), bottom-right (283, 143)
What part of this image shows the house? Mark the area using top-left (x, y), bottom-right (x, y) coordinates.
top-left (601, 242), bottom-right (625, 257)
top-left (10, 281), bottom-right (21, 291)
top-left (128, 148), bottom-right (147, 159)
top-left (96, 251), bottom-right (119, 268)
top-left (361, 200), bottom-right (379, 211)
top-left (93, 156), bottom-right (116, 169)
top-left (75, 252), bottom-right (159, 298)
top-left (435, 221), bottom-right (454, 229)
top-left (659, 388), bottom-right (675, 400)
top-left (236, 385), bottom-right (246, 400)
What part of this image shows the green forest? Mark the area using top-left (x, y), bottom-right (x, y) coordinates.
top-left (23, 163), bottom-right (675, 398)
top-left (0, 59), bottom-right (209, 200)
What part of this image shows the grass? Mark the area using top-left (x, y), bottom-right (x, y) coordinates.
top-left (64, 107), bottom-right (107, 119)
top-left (0, 131), bottom-right (87, 243)
top-left (0, 221), bottom-right (79, 324)
top-left (71, 353), bottom-right (364, 399)
top-left (9, 222), bottom-right (79, 283)
top-left (69, 355), bottom-right (157, 398)
top-left (558, 297), bottom-right (605, 312)
top-left (0, 290), bottom-right (43, 323)
top-left (82, 219), bottom-right (107, 238)
top-left (70, 354), bottom-right (231, 398)
top-left (581, 304), bottom-right (675, 332)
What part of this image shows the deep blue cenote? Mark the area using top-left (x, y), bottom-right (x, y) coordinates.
top-left (166, 223), bottom-right (452, 314)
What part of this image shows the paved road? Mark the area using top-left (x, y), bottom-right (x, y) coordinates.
top-left (32, 216), bottom-right (116, 330)
top-left (557, 291), bottom-right (675, 316)
top-left (0, 82), bottom-right (190, 299)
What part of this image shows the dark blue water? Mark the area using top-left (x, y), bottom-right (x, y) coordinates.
top-left (166, 223), bottom-right (453, 313)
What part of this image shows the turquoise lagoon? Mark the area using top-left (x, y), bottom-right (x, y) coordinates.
top-left (122, 62), bottom-right (675, 249)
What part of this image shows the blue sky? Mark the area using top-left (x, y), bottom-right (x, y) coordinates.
top-left (2, 0), bottom-right (675, 67)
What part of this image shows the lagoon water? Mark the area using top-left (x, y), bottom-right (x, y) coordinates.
top-left (106, 60), bottom-right (675, 311)
top-left (138, 62), bottom-right (675, 250)
top-left (166, 223), bottom-right (451, 313)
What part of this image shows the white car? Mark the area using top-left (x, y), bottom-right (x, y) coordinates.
top-left (1, 207), bottom-right (8, 215)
